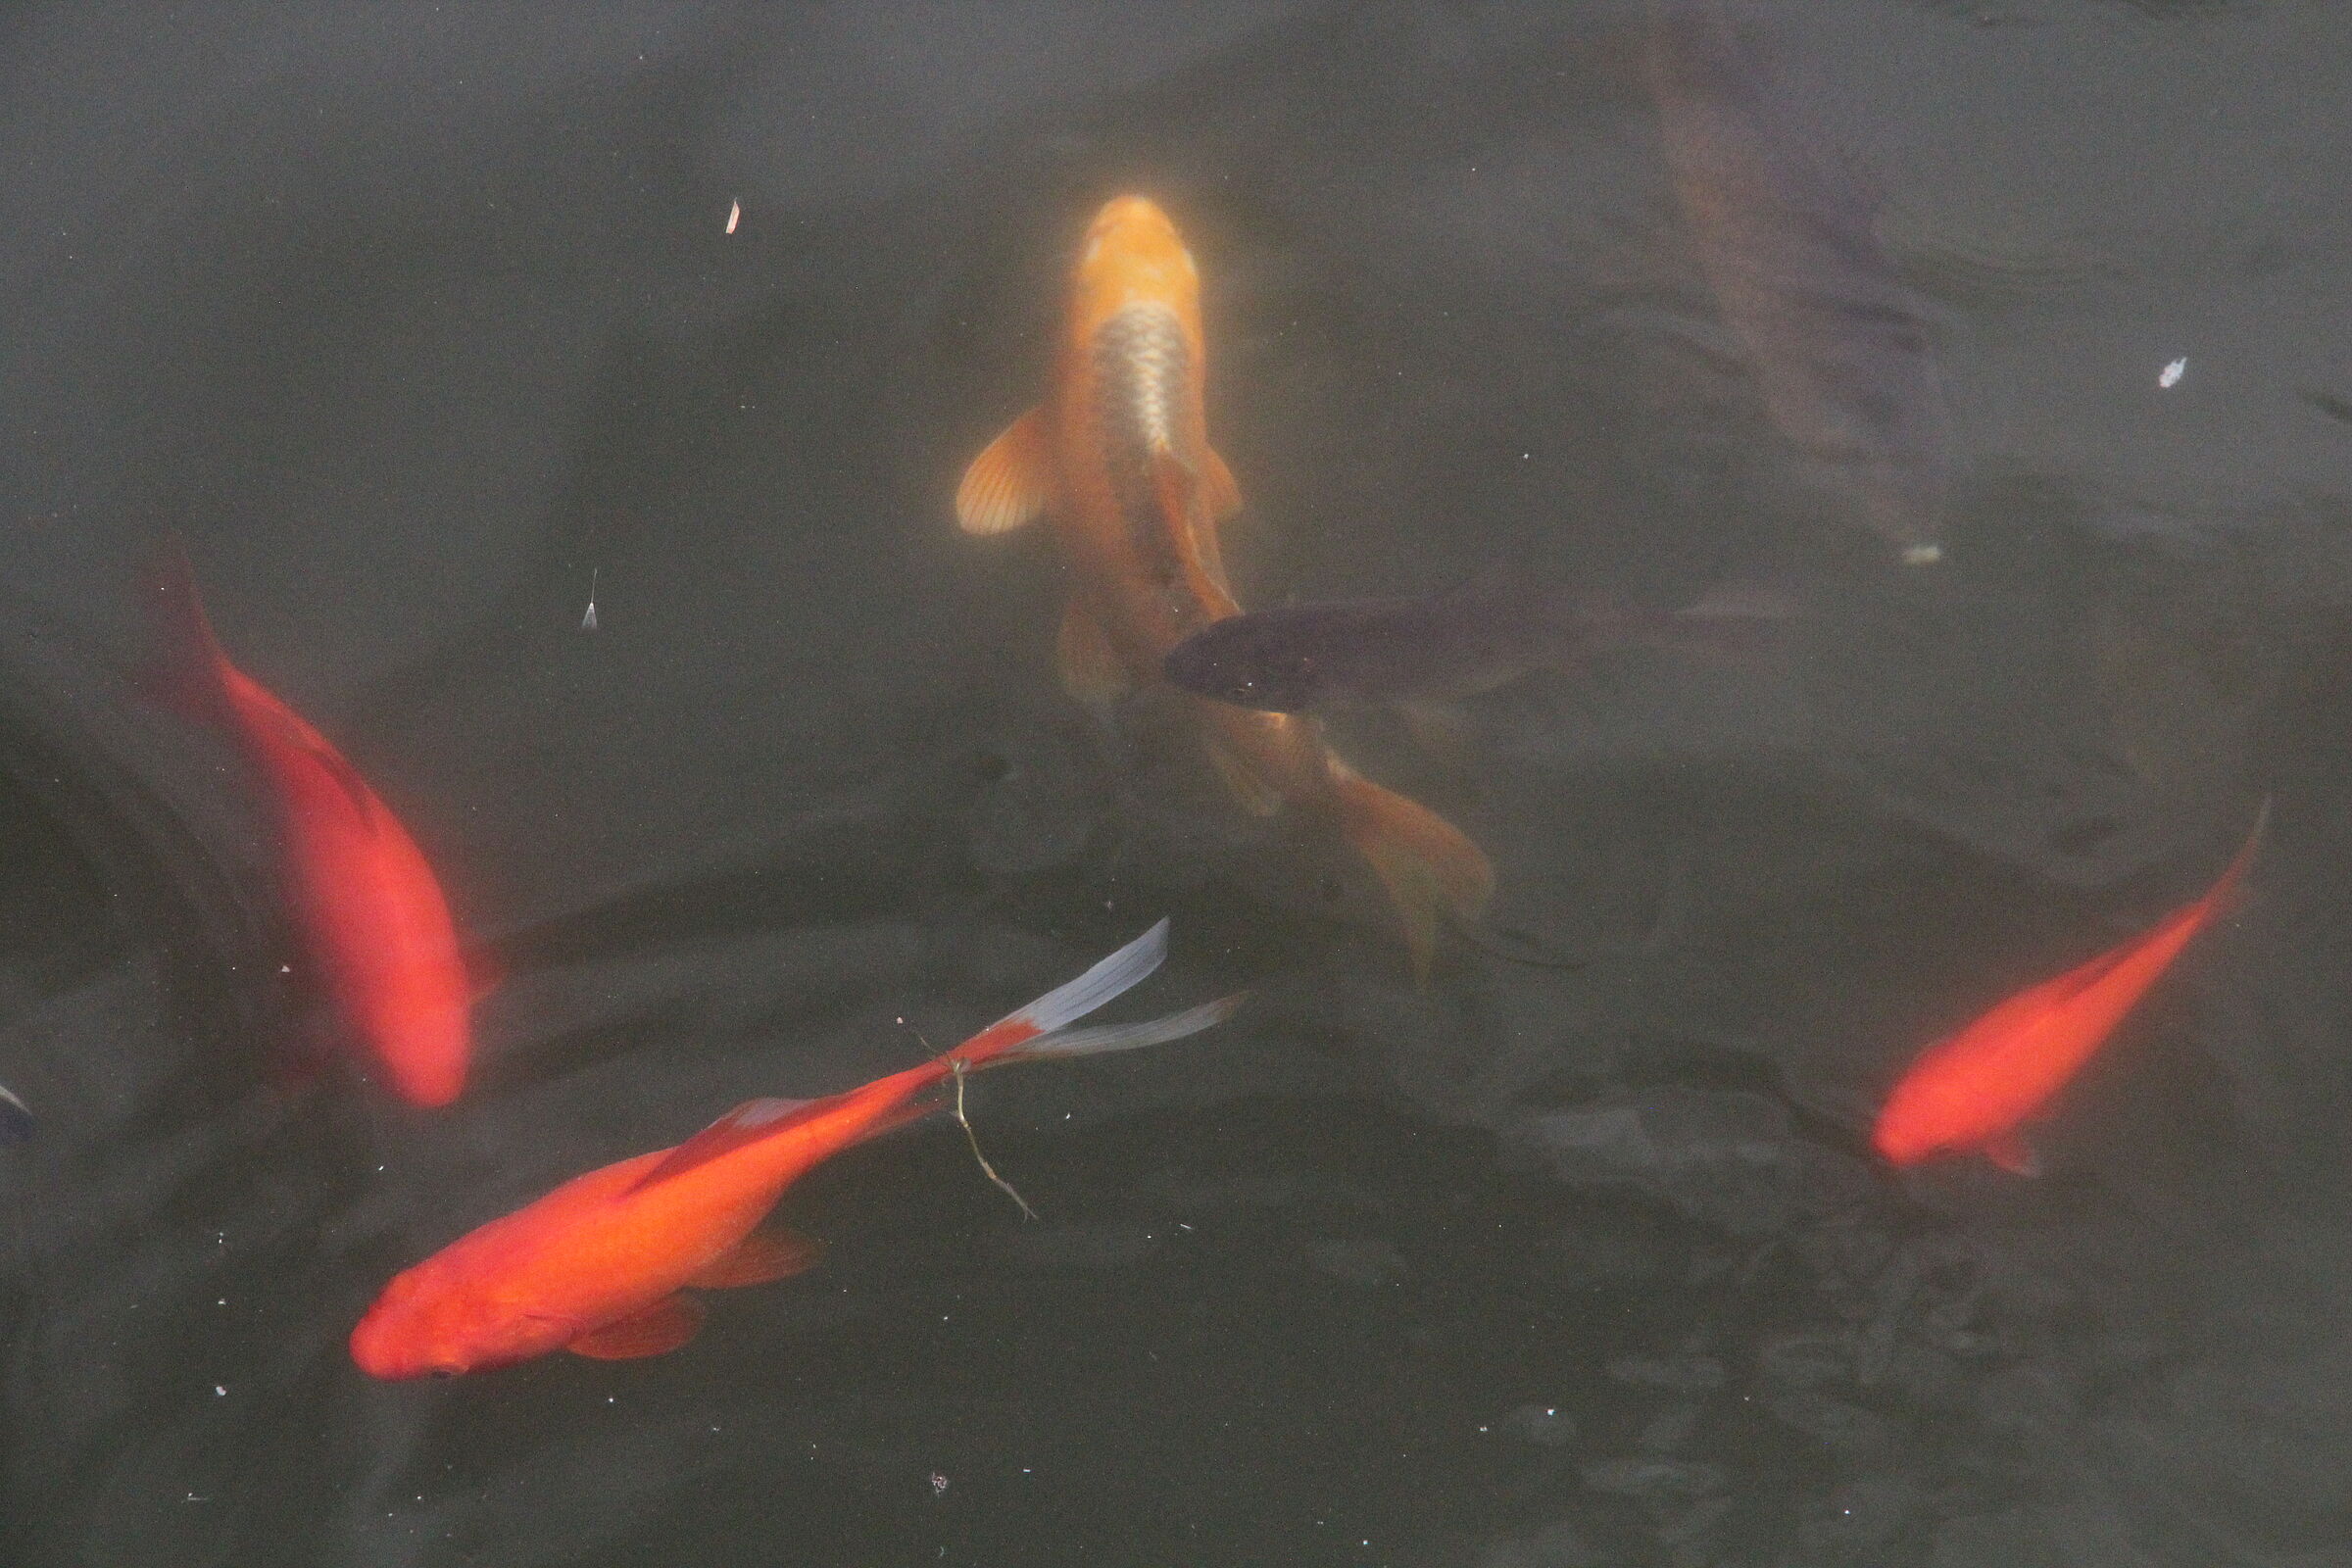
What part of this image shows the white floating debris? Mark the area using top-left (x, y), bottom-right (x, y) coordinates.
top-left (2159, 357), bottom-right (2186, 389)
top-left (581, 567), bottom-right (600, 632)
top-left (726, 198), bottom-right (741, 235)
top-left (1901, 543), bottom-right (1943, 567)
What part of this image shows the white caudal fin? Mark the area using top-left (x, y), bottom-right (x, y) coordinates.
top-left (954, 919), bottom-right (1171, 1058)
top-left (1003, 994), bottom-right (1247, 1062)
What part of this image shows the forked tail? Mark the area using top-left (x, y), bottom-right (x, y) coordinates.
top-left (1328, 761), bottom-right (1495, 981)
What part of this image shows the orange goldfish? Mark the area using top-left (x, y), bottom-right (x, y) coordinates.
top-left (155, 545), bottom-right (475, 1106)
top-left (956, 195), bottom-right (1493, 975)
top-left (351, 920), bottom-right (1237, 1377)
top-left (1873, 808), bottom-right (2265, 1173)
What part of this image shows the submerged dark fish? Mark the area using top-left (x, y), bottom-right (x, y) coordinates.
top-left (1162, 578), bottom-right (1792, 713)
top-left (0, 1084), bottom-right (28, 1145)
top-left (1645, 0), bottom-right (1951, 565)
top-left (956, 196), bottom-right (1492, 977)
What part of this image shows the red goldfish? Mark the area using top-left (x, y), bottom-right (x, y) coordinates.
top-left (956, 195), bottom-right (1493, 977)
top-left (351, 920), bottom-right (1238, 1377)
top-left (1873, 808), bottom-right (2265, 1173)
top-left (155, 546), bottom-right (475, 1106)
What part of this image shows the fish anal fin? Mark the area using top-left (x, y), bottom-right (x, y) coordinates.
top-left (1203, 733), bottom-right (1283, 816)
top-left (686, 1228), bottom-right (825, 1290)
top-left (1983, 1132), bottom-right (2043, 1178)
top-left (956, 408), bottom-right (1054, 535)
top-left (1056, 605), bottom-right (1130, 712)
top-left (1329, 764), bottom-right (1494, 984)
top-left (1200, 445), bottom-right (1242, 518)
top-left (567, 1295), bottom-right (707, 1359)
top-left (848, 1099), bottom-right (938, 1148)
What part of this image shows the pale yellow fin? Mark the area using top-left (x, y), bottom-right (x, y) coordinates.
top-left (1200, 445), bottom-right (1242, 518)
top-left (956, 407), bottom-right (1054, 535)
top-left (1204, 733), bottom-right (1283, 816)
top-left (1057, 604), bottom-right (1130, 711)
top-left (566, 1294), bottom-right (706, 1359)
top-left (685, 1228), bottom-right (825, 1290)
top-left (1983, 1132), bottom-right (2043, 1178)
top-left (1398, 700), bottom-right (1475, 757)
top-left (1329, 762), bottom-right (1494, 982)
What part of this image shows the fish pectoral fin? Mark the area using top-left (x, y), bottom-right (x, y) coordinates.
top-left (1982, 1132), bottom-right (2043, 1178)
top-left (1200, 445), bottom-right (1242, 519)
top-left (566, 1295), bottom-right (708, 1359)
top-left (1056, 605), bottom-right (1131, 712)
top-left (956, 407), bottom-right (1054, 535)
top-left (1203, 733), bottom-right (1284, 817)
top-left (686, 1228), bottom-right (826, 1290)
top-left (1397, 700), bottom-right (1476, 757)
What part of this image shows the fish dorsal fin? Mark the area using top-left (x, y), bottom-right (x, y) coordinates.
top-left (1148, 447), bottom-right (1199, 533)
top-left (1982, 1132), bottom-right (2043, 1178)
top-left (628, 1096), bottom-right (830, 1195)
top-left (1200, 445), bottom-right (1242, 519)
top-left (1057, 604), bottom-right (1130, 712)
top-left (956, 407), bottom-right (1054, 535)
top-left (268, 711), bottom-right (385, 824)
top-left (685, 1227), bottom-right (825, 1289)
top-left (566, 1295), bottom-right (706, 1359)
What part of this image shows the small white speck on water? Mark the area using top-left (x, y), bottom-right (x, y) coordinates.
top-left (726, 198), bottom-right (741, 234)
top-left (2160, 356), bottom-right (2187, 388)
top-left (214, 1385), bottom-right (226, 1396)
top-left (581, 567), bottom-right (600, 632)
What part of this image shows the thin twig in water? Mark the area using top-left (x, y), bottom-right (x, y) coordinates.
top-left (951, 1057), bottom-right (1036, 1220)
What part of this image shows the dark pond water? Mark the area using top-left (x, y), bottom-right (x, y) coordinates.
top-left (5, 2), bottom-right (2351, 1563)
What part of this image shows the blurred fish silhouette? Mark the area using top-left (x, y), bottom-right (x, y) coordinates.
top-left (957, 196), bottom-right (1492, 976)
top-left (351, 920), bottom-right (1240, 1377)
top-left (1645, 0), bottom-right (1951, 565)
top-left (149, 542), bottom-right (478, 1106)
top-left (0, 1083), bottom-right (29, 1144)
top-left (1873, 806), bottom-right (2265, 1174)
top-left (1163, 575), bottom-right (1795, 714)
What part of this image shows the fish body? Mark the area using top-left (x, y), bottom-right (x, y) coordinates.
top-left (156, 549), bottom-right (473, 1106)
top-left (1645, 0), bottom-right (1950, 564)
top-left (351, 922), bottom-right (1238, 1377)
top-left (1162, 577), bottom-right (1793, 712)
top-left (957, 197), bottom-right (1492, 973)
top-left (1873, 812), bottom-right (2264, 1171)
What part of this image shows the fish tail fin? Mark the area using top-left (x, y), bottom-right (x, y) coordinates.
top-left (1571, 579), bottom-right (1800, 660)
top-left (139, 533), bottom-right (232, 718)
top-left (989, 993), bottom-right (1247, 1068)
top-left (950, 918), bottom-right (1174, 1069)
top-left (1329, 763), bottom-right (1494, 981)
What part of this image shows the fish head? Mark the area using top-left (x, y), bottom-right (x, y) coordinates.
top-left (1074, 196), bottom-right (1199, 321)
top-left (1163, 613), bottom-right (1327, 712)
top-left (349, 1259), bottom-right (580, 1380)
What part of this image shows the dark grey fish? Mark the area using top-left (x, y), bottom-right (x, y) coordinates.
top-left (1162, 578), bottom-right (1793, 713)
top-left (0, 1084), bottom-right (30, 1145)
top-left (1646, 0), bottom-right (1951, 565)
